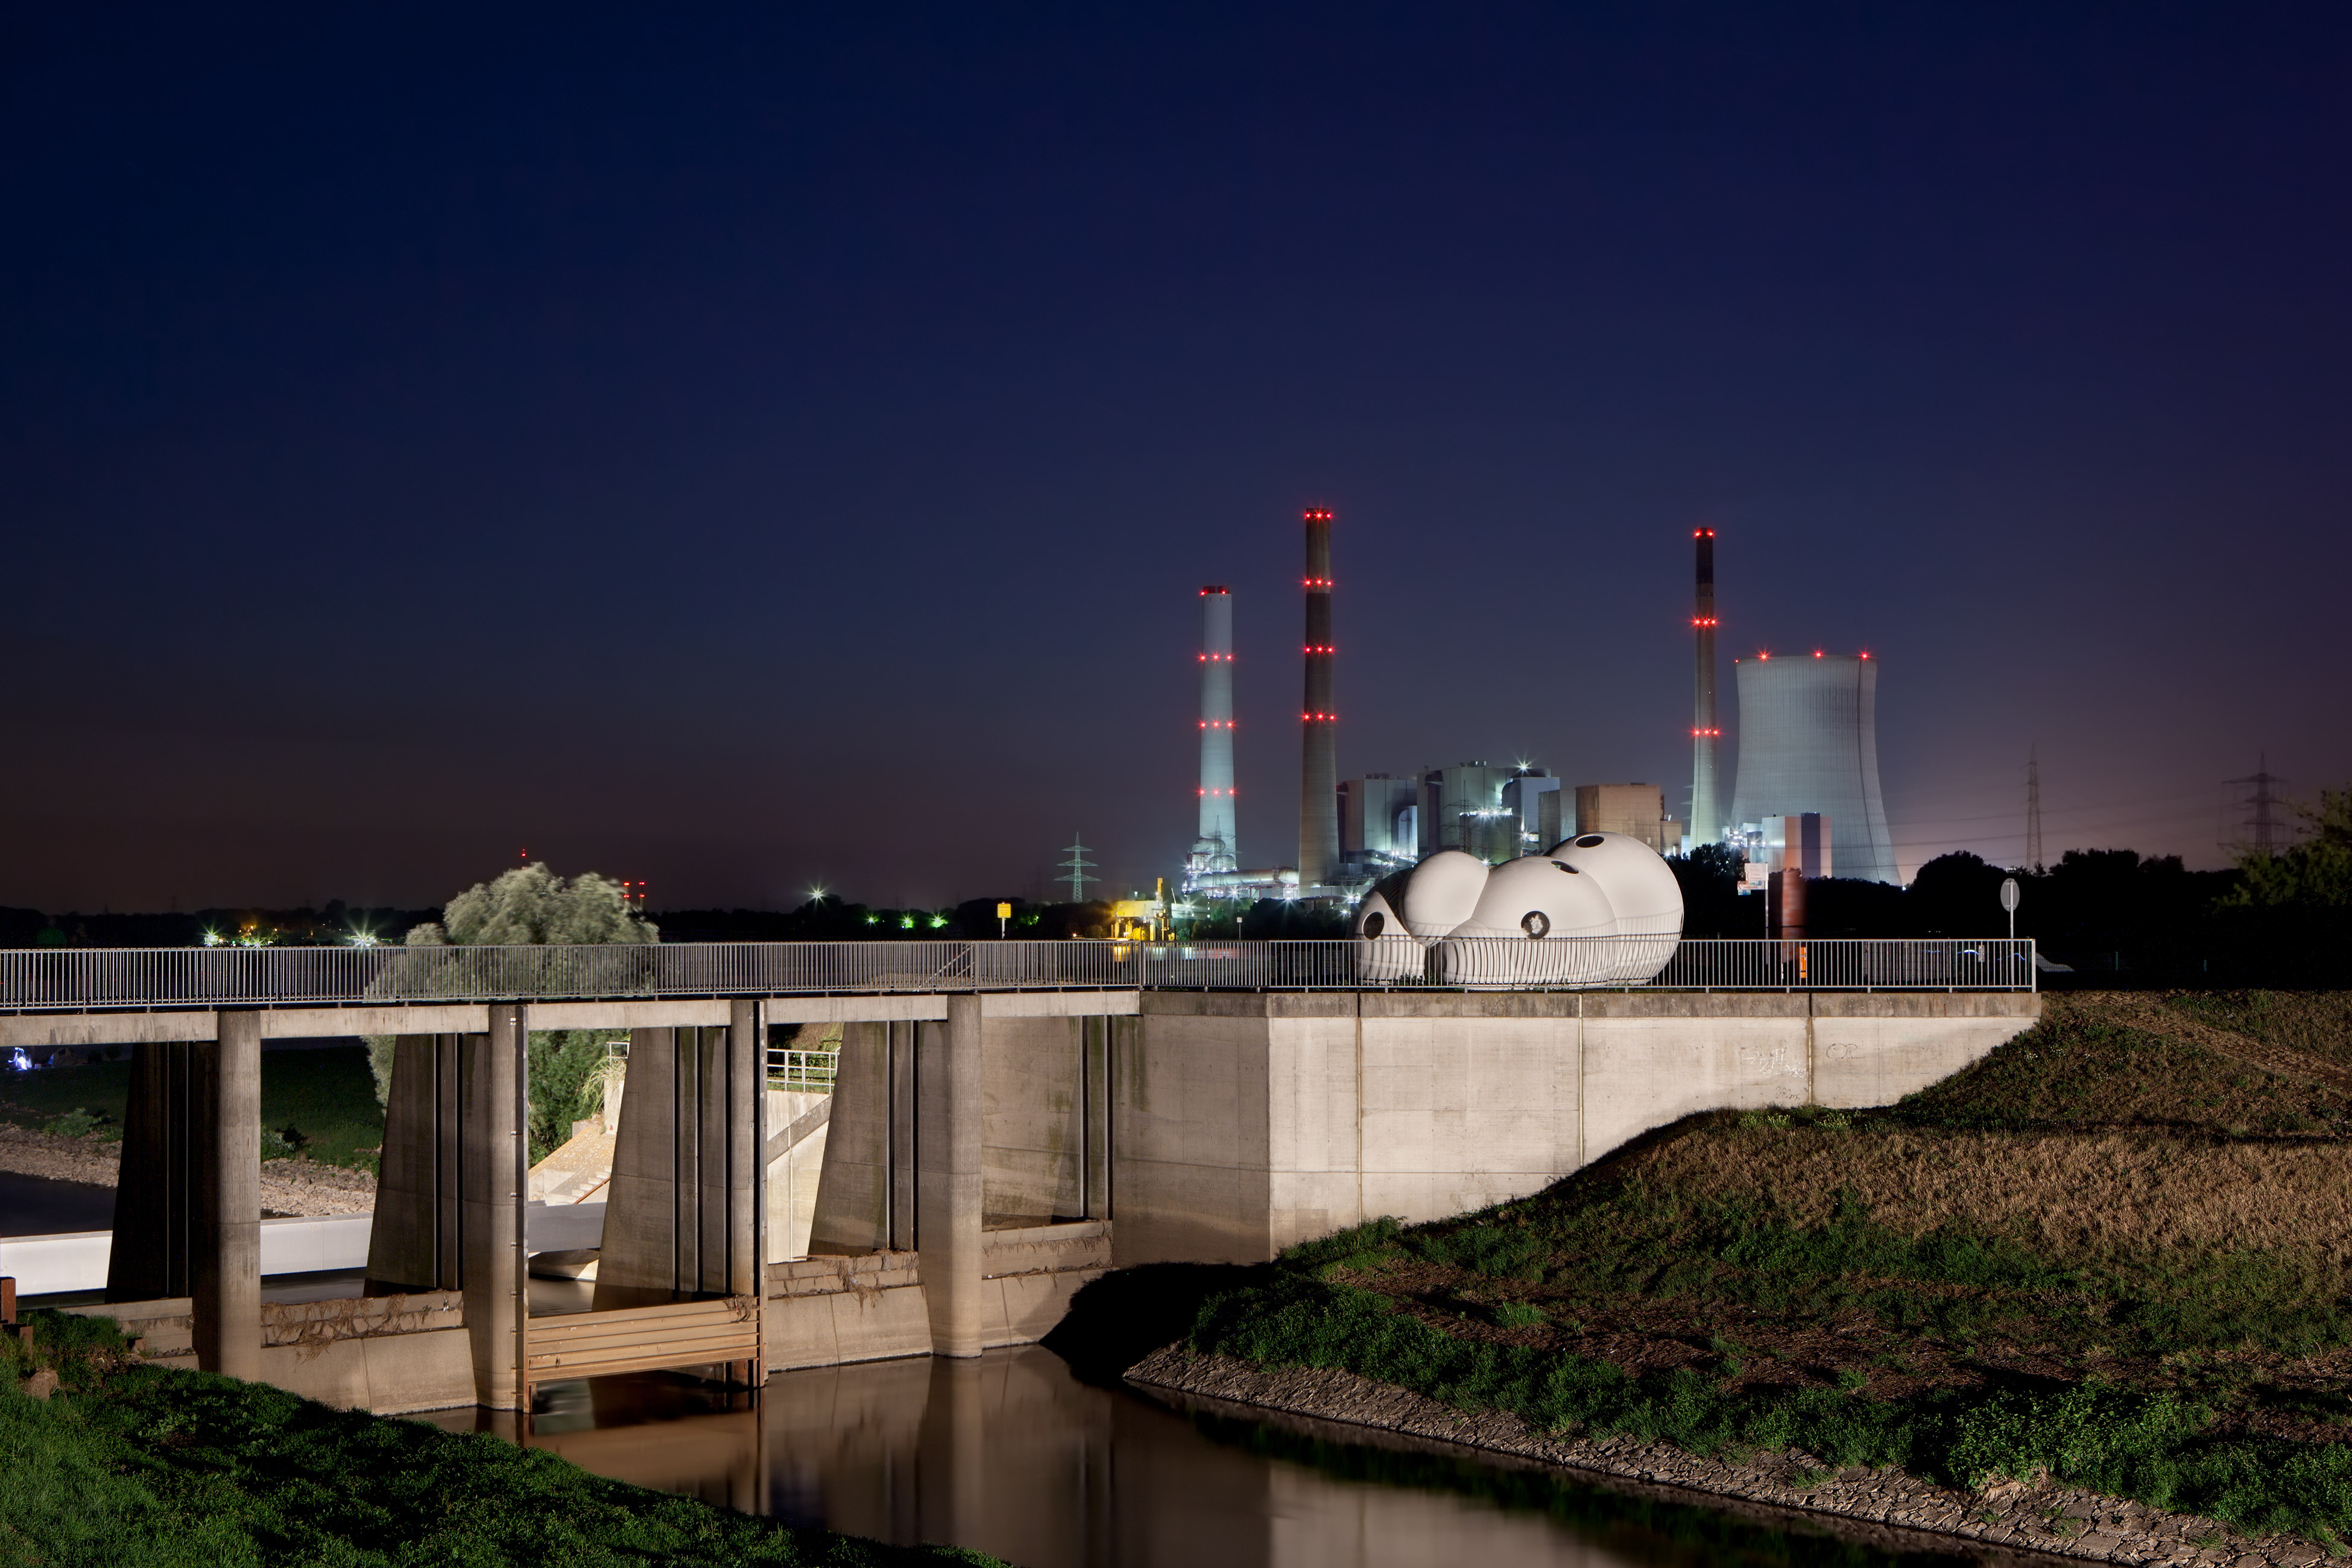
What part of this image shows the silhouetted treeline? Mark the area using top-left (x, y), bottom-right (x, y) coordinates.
top-left (1674, 844), bottom-right (2350, 986)
top-left (655, 896), bottom-right (1134, 943)
top-left (0, 902), bottom-right (438, 948)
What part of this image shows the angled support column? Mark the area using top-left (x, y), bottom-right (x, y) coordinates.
top-left (918, 995), bottom-right (982, 1358)
top-left (192, 1011), bottom-right (261, 1379)
top-left (109, 1040), bottom-right (200, 1303)
top-left (598, 1019), bottom-right (760, 1314)
top-left (463, 1006), bottom-right (527, 1410)
top-left (807, 1021), bottom-right (915, 1256)
top-left (365, 1034), bottom-right (464, 1293)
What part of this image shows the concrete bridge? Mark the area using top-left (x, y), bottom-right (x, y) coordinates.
top-left (0, 938), bottom-right (2039, 1417)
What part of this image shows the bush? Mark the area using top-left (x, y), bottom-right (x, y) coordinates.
top-left (39, 1108), bottom-right (112, 1140)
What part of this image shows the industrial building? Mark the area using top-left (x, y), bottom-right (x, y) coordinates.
top-left (1728, 652), bottom-right (1897, 884)
top-left (1338, 763), bottom-right (1560, 872)
top-left (1338, 774), bottom-right (1419, 866)
top-left (1501, 771), bottom-right (1562, 854)
top-left (1573, 783), bottom-right (1683, 855)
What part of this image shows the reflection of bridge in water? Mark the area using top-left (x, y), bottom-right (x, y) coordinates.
top-left (0, 938), bottom-right (2037, 1418)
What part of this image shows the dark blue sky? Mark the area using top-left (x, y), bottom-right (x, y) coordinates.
top-left (5, 4), bottom-right (2347, 911)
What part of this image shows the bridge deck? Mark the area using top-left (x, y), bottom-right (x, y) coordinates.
top-left (0, 935), bottom-right (2034, 1019)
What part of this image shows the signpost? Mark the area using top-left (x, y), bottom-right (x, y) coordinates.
top-left (996, 901), bottom-right (1012, 939)
top-left (2000, 876), bottom-right (2020, 940)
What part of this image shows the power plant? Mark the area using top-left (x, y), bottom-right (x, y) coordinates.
top-left (1171, 511), bottom-right (1903, 917)
top-left (1727, 651), bottom-right (1897, 884)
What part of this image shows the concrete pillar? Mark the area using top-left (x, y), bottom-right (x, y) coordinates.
top-left (192, 1011), bottom-right (261, 1380)
top-left (888, 1022), bottom-right (916, 1252)
top-left (918, 995), bottom-right (983, 1358)
top-left (365, 1033), bottom-right (463, 1293)
top-left (1082, 1017), bottom-right (1114, 1221)
top-left (108, 1040), bottom-right (199, 1303)
top-left (463, 1007), bottom-right (526, 1410)
top-left (727, 1000), bottom-right (760, 1300)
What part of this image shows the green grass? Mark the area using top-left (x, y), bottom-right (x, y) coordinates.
top-left (0, 1048), bottom-right (385, 1172)
top-left (0, 1315), bottom-right (999, 1567)
top-left (1193, 1233), bottom-right (2352, 1543)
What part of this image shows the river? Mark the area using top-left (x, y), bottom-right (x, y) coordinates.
top-left (426, 1346), bottom-right (2000, 1568)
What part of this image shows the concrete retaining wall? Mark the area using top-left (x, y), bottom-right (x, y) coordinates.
top-left (71, 1290), bottom-right (475, 1414)
top-left (1114, 990), bottom-right (2041, 1266)
top-left (762, 1221), bottom-right (1108, 1370)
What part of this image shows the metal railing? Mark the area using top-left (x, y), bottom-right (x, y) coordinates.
top-left (0, 937), bottom-right (2034, 1013)
top-left (766, 1046), bottom-right (840, 1091)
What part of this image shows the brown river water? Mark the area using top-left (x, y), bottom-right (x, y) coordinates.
top-left (423, 1345), bottom-right (2000, 1568)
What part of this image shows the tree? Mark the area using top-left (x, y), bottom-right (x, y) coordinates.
top-left (2225, 787), bottom-right (2352, 911)
top-left (1668, 843), bottom-right (1748, 937)
top-left (2215, 786), bottom-right (2352, 985)
top-left (370, 864), bottom-right (657, 1160)
top-left (403, 862), bottom-right (657, 946)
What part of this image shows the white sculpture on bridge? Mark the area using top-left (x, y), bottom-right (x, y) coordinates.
top-left (1352, 832), bottom-right (1684, 986)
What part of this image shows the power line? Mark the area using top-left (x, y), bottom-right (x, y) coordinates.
top-left (1886, 786), bottom-right (2214, 829)
top-left (2222, 756), bottom-right (2290, 858)
top-left (1891, 803), bottom-right (2235, 853)
top-left (1058, 836), bottom-right (1098, 903)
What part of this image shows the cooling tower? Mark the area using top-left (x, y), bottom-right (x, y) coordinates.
top-left (1728, 653), bottom-right (1897, 884)
top-left (1298, 508), bottom-right (1338, 887)
top-left (1193, 586), bottom-right (1238, 874)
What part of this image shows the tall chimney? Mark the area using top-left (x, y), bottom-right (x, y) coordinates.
top-left (1299, 508), bottom-right (1338, 887)
top-left (1194, 586), bottom-right (1238, 873)
top-left (1689, 528), bottom-right (1720, 851)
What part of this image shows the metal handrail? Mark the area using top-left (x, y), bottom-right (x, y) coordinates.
top-left (0, 938), bottom-right (2034, 1012)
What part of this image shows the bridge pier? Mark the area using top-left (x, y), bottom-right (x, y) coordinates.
top-left (595, 1007), bottom-right (762, 1318)
top-left (363, 1013), bottom-right (527, 1408)
top-left (365, 1033), bottom-right (464, 1293)
top-left (463, 1005), bottom-right (527, 1409)
top-left (109, 1014), bottom-right (261, 1378)
top-left (194, 1010), bottom-right (262, 1380)
top-left (806, 1020), bottom-right (914, 1254)
top-left (919, 995), bottom-right (984, 1357)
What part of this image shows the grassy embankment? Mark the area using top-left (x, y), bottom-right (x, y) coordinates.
top-left (1178, 992), bottom-right (2352, 1546)
top-left (0, 1314), bottom-right (997, 1566)
top-left (0, 1047), bottom-right (384, 1169)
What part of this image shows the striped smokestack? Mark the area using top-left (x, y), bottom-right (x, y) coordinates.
top-left (1193, 586), bottom-right (1238, 873)
top-left (1690, 528), bottom-right (1721, 849)
top-left (1299, 508), bottom-right (1338, 887)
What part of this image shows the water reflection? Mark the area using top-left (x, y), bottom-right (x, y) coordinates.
top-left (464, 1347), bottom-right (2007, 1568)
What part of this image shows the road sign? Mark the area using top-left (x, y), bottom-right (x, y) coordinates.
top-left (2000, 877), bottom-right (2019, 938)
top-left (996, 901), bottom-right (1012, 939)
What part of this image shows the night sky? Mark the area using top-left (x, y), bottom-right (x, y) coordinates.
top-left (7, 5), bottom-right (2348, 914)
